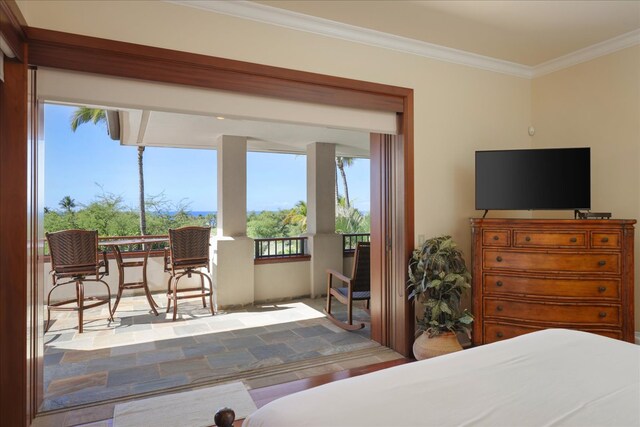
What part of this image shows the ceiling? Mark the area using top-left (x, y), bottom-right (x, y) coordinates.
top-left (120, 109), bottom-right (370, 157)
top-left (254, 0), bottom-right (640, 66)
top-left (109, 1), bottom-right (640, 154)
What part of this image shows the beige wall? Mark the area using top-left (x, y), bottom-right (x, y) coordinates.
top-left (20, 0), bottom-right (639, 333)
top-left (532, 45), bottom-right (640, 330)
top-left (20, 0), bottom-right (532, 267)
top-left (254, 261), bottom-right (311, 302)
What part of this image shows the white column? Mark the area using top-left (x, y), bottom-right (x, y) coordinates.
top-left (306, 142), bottom-right (343, 297)
top-left (211, 135), bottom-right (254, 307)
top-left (217, 135), bottom-right (247, 237)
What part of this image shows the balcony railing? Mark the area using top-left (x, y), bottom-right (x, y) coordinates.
top-left (254, 237), bottom-right (308, 263)
top-left (342, 233), bottom-right (370, 255)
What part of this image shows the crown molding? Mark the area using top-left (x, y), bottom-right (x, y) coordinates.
top-left (168, 0), bottom-right (533, 79)
top-left (532, 29), bottom-right (640, 77)
top-left (168, 0), bottom-right (640, 80)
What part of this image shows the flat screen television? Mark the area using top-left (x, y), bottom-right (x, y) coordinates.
top-left (475, 147), bottom-right (590, 210)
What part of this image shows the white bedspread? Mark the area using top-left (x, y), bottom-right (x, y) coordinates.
top-left (244, 329), bottom-right (640, 426)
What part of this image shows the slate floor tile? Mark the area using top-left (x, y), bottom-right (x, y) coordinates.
top-left (194, 331), bottom-right (235, 343)
top-left (136, 348), bottom-right (184, 366)
top-left (158, 356), bottom-right (210, 377)
top-left (207, 350), bottom-right (256, 369)
top-left (288, 336), bottom-right (331, 353)
top-left (43, 351), bottom-right (65, 366)
top-left (86, 353), bottom-right (137, 374)
top-left (47, 371), bottom-right (107, 397)
top-left (231, 326), bottom-right (268, 337)
top-left (154, 335), bottom-right (197, 350)
top-left (42, 294), bottom-right (378, 412)
top-left (110, 341), bottom-right (156, 356)
top-left (173, 323), bottom-right (210, 336)
top-left (258, 329), bottom-right (299, 343)
top-left (113, 323), bottom-right (153, 334)
top-left (247, 342), bottom-right (295, 360)
top-left (130, 374), bottom-right (190, 394)
top-left (221, 335), bottom-right (265, 350)
top-left (182, 341), bottom-right (226, 358)
top-left (107, 364), bottom-right (160, 387)
top-left (291, 325), bottom-right (335, 338)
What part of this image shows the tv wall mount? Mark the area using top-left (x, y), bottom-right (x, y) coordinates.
top-left (574, 210), bottom-right (612, 220)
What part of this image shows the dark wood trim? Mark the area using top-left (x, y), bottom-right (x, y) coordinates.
top-left (0, 24), bottom-right (416, 421)
top-left (369, 120), bottom-right (414, 356)
top-left (395, 102), bottom-right (415, 356)
top-left (25, 27), bottom-right (408, 113)
top-left (621, 222), bottom-right (635, 341)
top-left (248, 358), bottom-right (411, 409)
top-left (369, 134), bottom-right (385, 346)
top-left (29, 73), bottom-right (45, 421)
top-left (254, 255), bottom-right (311, 265)
top-left (0, 46), bottom-right (29, 426)
top-left (0, 0), bottom-right (26, 61)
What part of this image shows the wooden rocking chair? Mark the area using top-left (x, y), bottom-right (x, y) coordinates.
top-left (324, 241), bottom-right (370, 330)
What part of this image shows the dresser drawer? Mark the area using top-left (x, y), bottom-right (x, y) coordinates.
top-left (484, 298), bottom-right (621, 325)
top-left (482, 229), bottom-right (510, 247)
top-left (483, 274), bottom-right (620, 299)
top-left (483, 250), bottom-right (620, 274)
top-left (591, 231), bottom-right (621, 249)
top-left (484, 322), bottom-right (540, 343)
top-left (484, 322), bottom-right (622, 344)
top-left (514, 231), bottom-right (586, 248)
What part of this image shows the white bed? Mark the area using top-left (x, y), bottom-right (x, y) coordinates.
top-left (244, 329), bottom-right (640, 427)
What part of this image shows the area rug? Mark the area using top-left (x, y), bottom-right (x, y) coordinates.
top-left (113, 381), bottom-right (257, 427)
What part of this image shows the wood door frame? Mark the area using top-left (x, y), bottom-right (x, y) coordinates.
top-left (1, 12), bottom-right (414, 424)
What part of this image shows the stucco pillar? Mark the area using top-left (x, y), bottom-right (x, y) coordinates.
top-left (306, 142), bottom-right (343, 297)
top-left (211, 135), bottom-right (254, 307)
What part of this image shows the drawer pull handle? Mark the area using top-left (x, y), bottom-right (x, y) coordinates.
top-left (598, 286), bottom-right (607, 293)
top-left (496, 281), bottom-right (503, 287)
top-left (496, 305), bottom-right (504, 312)
top-left (493, 235), bottom-right (499, 241)
top-left (496, 332), bottom-right (503, 338)
top-left (525, 236), bottom-right (531, 242)
top-left (570, 237), bottom-right (577, 243)
top-left (598, 312), bottom-right (607, 318)
top-left (601, 237), bottom-right (609, 243)
top-left (598, 260), bottom-right (606, 266)
top-left (496, 256), bottom-right (503, 262)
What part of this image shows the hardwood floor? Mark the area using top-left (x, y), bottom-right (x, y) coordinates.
top-left (248, 358), bottom-right (411, 410)
top-left (228, 358), bottom-right (411, 426)
top-left (74, 358), bottom-right (412, 427)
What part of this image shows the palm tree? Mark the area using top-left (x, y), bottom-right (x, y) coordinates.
top-left (284, 200), bottom-right (307, 233)
top-left (336, 157), bottom-right (355, 208)
top-left (70, 107), bottom-right (148, 235)
top-left (335, 197), bottom-right (366, 234)
top-left (58, 195), bottom-right (76, 213)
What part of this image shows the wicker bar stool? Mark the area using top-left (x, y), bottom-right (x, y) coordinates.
top-left (46, 230), bottom-right (114, 333)
top-left (164, 226), bottom-right (215, 321)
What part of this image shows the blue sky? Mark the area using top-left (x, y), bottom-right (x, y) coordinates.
top-left (45, 104), bottom-right (370, 212)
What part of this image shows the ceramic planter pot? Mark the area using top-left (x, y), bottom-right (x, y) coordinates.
top-left (412, 331), bottom-right (463, 360)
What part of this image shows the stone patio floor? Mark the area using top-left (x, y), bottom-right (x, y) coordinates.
top-left (42, 293), bottom-right (394, 418)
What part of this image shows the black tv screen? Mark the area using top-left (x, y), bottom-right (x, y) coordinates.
top-left (475, 148), bottom-right (590, 210)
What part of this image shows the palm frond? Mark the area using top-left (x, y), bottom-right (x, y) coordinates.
top-left (70, 107), bottom-right (106, 132)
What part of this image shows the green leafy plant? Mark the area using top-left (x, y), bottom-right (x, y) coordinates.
top-left (407, 235), bottom-right (473, 337)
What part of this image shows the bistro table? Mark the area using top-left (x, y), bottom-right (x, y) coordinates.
top-left (99, 236), bottom-right (169, 316)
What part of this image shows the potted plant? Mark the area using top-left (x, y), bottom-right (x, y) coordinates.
top-left (407, 235), bottom-right (473, 360)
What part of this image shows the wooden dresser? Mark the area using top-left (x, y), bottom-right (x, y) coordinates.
top-left (470, 218), bottom-right (635, 345)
